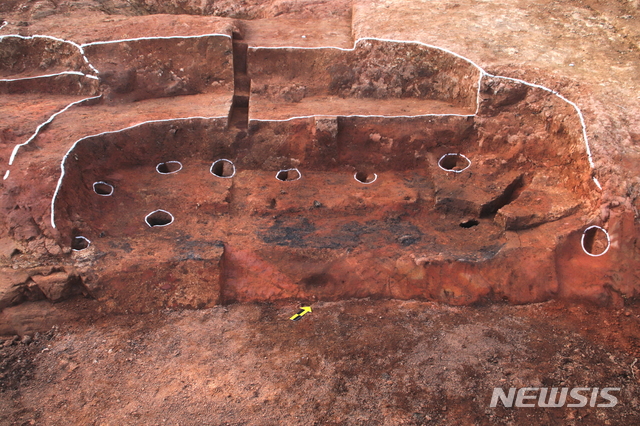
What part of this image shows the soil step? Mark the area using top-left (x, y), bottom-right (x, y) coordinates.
top-left (230, 37), bottom-right (250, 129)
top-left (234, 75), bottom-right (251, 97)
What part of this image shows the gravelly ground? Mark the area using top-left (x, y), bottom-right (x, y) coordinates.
top-left (1, 298), bottom-right (639, 425)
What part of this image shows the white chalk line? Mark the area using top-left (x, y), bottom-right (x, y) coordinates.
top-left (80, 33), bottom-right (231, 47)
top-left (0, 70), bottom-right (99, 82)
top-left (0, 33), bottom-right (83, 47)
top-left (0, 34), bottom-right (100, 78)
top-left (250, 37), bottom-right (485, 73)
top-left (0, 21), bottom-right (7, 31)
top-left (474, 72), bottom-right (484, 116)
top-left (1, 32), bottom-right (232, 79)
top-left (7, 95), bottom-right (103, 167)
top-left (79, 33), bottom-right (231, 74)
top-left (51, 115), bottom-right (227, 229)
top-left (83, 58), bottom-right (100, 75)
top-left (251, 112), bottom-right (475, 123)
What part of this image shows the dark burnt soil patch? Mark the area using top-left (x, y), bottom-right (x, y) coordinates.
top-left (0, 329), bottom-right (54, 392)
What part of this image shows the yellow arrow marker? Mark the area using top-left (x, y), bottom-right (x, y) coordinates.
top-left (290, 306), bottom-right (312, 321)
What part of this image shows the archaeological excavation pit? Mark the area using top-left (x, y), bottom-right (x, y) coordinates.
top-left (581, 225), bottom-right (610, 257)
top-left (438, 153), bottom-right (471, 173)
top-left (211, 159), bottom-right (236, 178)
top-left (93, 181), bottom-right (114, 196)
top-left (5, 32), bottom-right (600, 312)
top-left (275, 168), bottom-right (302, 182)
top-left (71, 236), bottom-right (91, 251)
top-left (145, 209), bottom-right (175, 228)
top-left (354, 171), bottom-right (377, 184)
top-left (156, 161), bottom-right (183, 175)
top-left (459, 219), bottom-right (479, 228)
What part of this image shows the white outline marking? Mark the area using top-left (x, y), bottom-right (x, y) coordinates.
top-left (156, 160), bottom-right (183, 175)
top-left (51, 115), bottom-right (227, 228)
top-left (145, 209), bottom-right (174, 228)
top-left (72, 236), bottom-right (91, 251)
top-left (593, 177), bottom-right (602, 190)
top-left (250, 38), bottom-right (484, 72)
top-left (3, 170), bottom-right (9, 180)
top-left (581, 225), bottom-right (610, 257)
top-left (438, 153), bottom-right (471, 173)
top-left (210, 159), bottom-right (236, 178)
top-left (0, 21), bottom-right (7, 31)
top-left (0, 33), bottom-right (232, 80)
top-left (251, 112), bottom-right (474, 123)
top-left (79, 33), bottom-right (231, 74)
top-left (8, 95), bottom-right (102, 166)
top-left (0, 34), bottom-right (100, 76)
top-left (276, 168), bottom-right (302, 181)
top-left (474, 71), bottom-right (484, 116)
top-left (80, 33), bottom-right (231, 47)
top-left (0, 70), bottom-right (88, 82)
top-left (92, 181), bottom-right (114, 196)
top-left (354, 171), bottom-right (378, 184)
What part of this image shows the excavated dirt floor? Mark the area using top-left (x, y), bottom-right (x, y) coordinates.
top-left (1, 0), bottom-right (640, 424)
top-left (1, 299), bottom-right (640, 425)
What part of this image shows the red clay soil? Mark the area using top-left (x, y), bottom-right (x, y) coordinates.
top-left (1, 298), bottom-right (640, 425)
top-left (0, 0), bottom-right (640, 425)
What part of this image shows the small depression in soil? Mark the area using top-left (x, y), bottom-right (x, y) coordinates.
top-left (439, 153), bottom-right (471, 172)
top-left (276, 168), bottom-right (302, 181)
top-left (93, 181), bottom-right (114, 196)
top-left (211, 159), bottom-right (236, 178)
top-left (145, 209), bottom-right (175, 227)
top-left (156, 161), bottom-right (183, 174)
top-left (354, 171), bottom-right (377, 184)
top-left (71, 236), bottom-right (91, 251)
top-left (582, 226), bottom-right (610, 256)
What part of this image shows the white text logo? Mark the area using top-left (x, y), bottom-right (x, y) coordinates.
top-left (490, 387), bottom-right (620, 408)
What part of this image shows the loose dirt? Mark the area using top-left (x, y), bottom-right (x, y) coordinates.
top-left (1, 299), bottom-right (640, 425)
